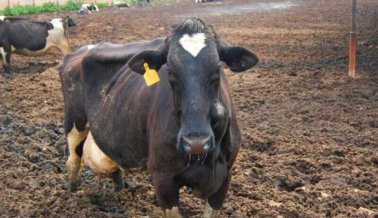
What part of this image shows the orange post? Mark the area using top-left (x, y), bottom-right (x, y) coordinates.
top-left (349, 0), bottom-right (357, 78)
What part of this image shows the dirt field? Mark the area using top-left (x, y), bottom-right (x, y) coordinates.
top-left (1, 0), bottom-right (377, 217)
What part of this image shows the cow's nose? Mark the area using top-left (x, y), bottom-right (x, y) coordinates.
top-left (182, 133), bottom-right (212, 155)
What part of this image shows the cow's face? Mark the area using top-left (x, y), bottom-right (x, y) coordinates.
top-left (165, 32), bottom-right (224, 156)
top-left (128, 18), bottom-right (259, 157)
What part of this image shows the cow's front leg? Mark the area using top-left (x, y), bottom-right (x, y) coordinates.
top-left (153, 172), bottom-right (182, 218)
top-left (66, 124), bottom-right (89, 192)
top-left (203, 202), bottom-right (221, 218)
top-left (203, 171), bottom-right (232, 218)
top-left (111, 169), bottom-right (124, 192)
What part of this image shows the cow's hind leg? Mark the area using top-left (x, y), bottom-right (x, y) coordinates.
top-left (1, 46), bottom-right (11, 74)
top-left (111, 169), bottom-right (124, 192)
top-left (66, 123), bottom-right (89, 192)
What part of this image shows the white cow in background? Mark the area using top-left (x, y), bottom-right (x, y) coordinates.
top-left (78, 4), bottom-right (99, 15)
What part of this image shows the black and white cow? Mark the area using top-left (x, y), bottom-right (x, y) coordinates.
top-left (0, 16), bottom-right (75, 74)
top-left (60, 18), bottom-right (258, 217)
top-left (78, 4), bottom-right (99, 15)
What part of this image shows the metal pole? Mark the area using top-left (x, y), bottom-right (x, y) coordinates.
top-left (349, 0), bottom-right (357, 78)
top-left (8, 0), bottom-right (10, 8)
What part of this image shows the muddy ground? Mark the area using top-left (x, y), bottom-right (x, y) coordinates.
top-left (0, 0), bottom-right (377, 217)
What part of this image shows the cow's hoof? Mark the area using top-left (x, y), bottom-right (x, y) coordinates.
top-left (3, 73), bottom-right (12, 79)
top-left (4, 67), bottom-right (11, 75)
top-left (164, 207), bottom-right (182, 218)
top-left (113, 183), bottom-right (124, 192)
top-left (112, 169), bottom-right (124, 192)
top-left (203, 202), bottom-right (220, 218)
top-left (68, 182), bottom-right (78, 192)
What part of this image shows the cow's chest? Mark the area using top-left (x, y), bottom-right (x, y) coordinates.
top-left (176, 160), bottom-right (228, 198)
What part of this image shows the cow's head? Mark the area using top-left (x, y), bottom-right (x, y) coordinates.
top-left (64, 16), bottom-right (76, 27)
top-left (128, 18), bottom-right (258, 158)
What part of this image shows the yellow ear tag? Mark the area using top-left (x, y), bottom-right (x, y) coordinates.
top-left (143, 63), bottom-right (160, 86)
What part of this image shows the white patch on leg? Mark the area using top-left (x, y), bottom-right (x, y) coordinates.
top-left (66, 123), bottom-right (89, 169)
top-left (164, 207), bottom-right (182, 218)
top-left (66, 124), bottom-right (89, 183)
top-left (67, 124), bottom-right (88, 153)
top-left (203, 202), bottom-right (220, 218)
top-left (0, 16), bottom-right (5, 21)
top-left (179, 33), bottom-right (207, 57)
top-left (82, 131), bottom-right (119, 175)
top-left (0, 47), bottom-right (7, 64)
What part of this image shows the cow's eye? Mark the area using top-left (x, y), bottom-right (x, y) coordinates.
top-left (168, 74), bottom-right (180, 88)
top-left (167, 66), bottom-right (180, 88)
top-left (209, 66), bottom-right (221, 85)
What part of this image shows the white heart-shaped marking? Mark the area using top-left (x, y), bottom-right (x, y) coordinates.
top-left (179, 33), bottom-right (207, 57)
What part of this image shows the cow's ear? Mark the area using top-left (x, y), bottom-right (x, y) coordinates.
top-left (128, 50), bottom-right (166, 74)
top-left (220, 46), bottom-right (259, 72)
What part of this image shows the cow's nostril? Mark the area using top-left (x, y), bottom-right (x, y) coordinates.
top-left (181, 133), bottom-right (212, 155)
top-left (204, 143), bottom-right (210, 151)
top-left (183, 143), bottom-right (191, 152)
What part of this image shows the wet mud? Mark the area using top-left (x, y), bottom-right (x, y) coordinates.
top-left (0, 0), bottom-right (377, 217)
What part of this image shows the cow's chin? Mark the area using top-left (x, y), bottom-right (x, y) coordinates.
top-left (186, 153), bottom-right (209, 167)
top-left (184, 142), bottom-right (217, 167)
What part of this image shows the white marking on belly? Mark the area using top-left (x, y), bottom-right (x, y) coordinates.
top-left (0, 16), bottom-right (5, 21)
top-left (0, 47), bottom-right (7, 64)
top-left (179, 33), bottom-right (207, 57)
top-left (82, 131), bottom-right (119, 174)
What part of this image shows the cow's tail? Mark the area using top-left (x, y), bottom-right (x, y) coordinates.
top-left (63, 16), bottom-right (71, 51)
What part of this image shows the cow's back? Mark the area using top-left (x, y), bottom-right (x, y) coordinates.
top-left (60, 39), bottom-right (166, 163)
top-left (7, 19), bottom-right (52, 51)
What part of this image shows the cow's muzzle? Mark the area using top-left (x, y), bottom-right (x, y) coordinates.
top-left (180, 132), bottom-right (214, 155)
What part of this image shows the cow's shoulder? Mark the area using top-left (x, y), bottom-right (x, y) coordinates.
top-left (80, 43), bottom-right (129, 96)
top-left (60, 45), bottom-right (88, 72)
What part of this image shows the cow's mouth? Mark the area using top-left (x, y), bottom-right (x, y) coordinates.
top-left (186, 153), bottom-right (208, 166)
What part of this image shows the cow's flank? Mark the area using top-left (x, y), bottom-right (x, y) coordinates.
top-left (59, 18), bottom-right (259, 217)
